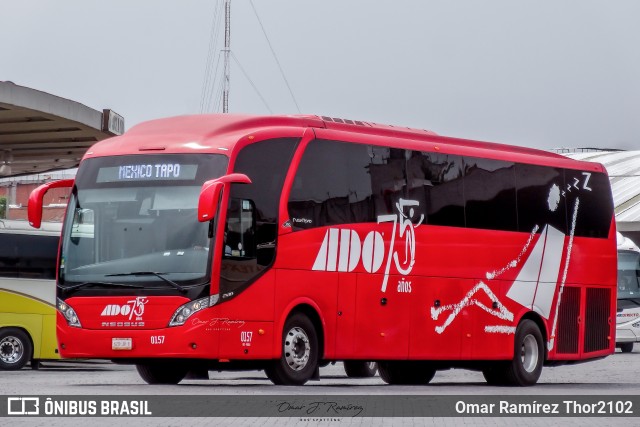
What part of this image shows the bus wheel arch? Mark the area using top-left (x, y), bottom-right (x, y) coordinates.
top-left (266, 304), bottom-right (323, 385)
top-left (482, 313), bottom-right (547, 386)
top-left (0, 327), bottom-right (34, 370)
top-left (519, 312), bottom-right (548, 361)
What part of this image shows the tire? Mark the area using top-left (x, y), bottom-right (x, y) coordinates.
top-left (0, 328), bottom-right (32, 371)
top-left (620, 343), bottom-right (634, 353)
top-left (265, 313), bottom-right (319, 385)
top-left (136, 362), bottom-right (188, 385)
top-left (503, 319), bottom-right (544, 386)
top-left (482, 363), bottom-right (509, 385)
top-left (344, 361), bottom-right (378, 378)
top-left (378, 361), bottom-right (436, 385)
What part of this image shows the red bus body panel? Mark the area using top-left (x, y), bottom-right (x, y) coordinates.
top-left (54, 114), bottom-right (616, 365)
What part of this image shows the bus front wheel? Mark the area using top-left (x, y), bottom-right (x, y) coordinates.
top-left (265, 313), bottom-right (319, 385)
top-left (136, 362), bottom-right (188, 385)
top-left (0, 328), bottom-right (32, 370)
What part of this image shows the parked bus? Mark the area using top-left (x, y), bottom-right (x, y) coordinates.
top-left (616, 232), bottom-right (640, 353)
top-left (28, 114), bottom-right (616, 386)
top-left (0, 219), bottom-right (60, 370)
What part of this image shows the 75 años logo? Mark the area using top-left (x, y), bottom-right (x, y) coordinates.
top-left (312, 198), bottom-right (423, 292)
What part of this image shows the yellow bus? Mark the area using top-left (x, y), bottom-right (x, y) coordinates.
top-left (0, 219), bottom-right (60, 370)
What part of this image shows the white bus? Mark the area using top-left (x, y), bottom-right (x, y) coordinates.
top-left (616, 232), bottom-right (640, 353)
top-left (0, 220), bottom-right (61, 369)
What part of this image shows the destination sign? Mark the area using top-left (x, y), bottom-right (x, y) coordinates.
top-left (96, 164), bottom-right (198, 182)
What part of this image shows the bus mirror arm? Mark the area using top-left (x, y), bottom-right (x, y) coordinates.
top-left (28, 179), bottom-right (74, 229)
top-left (198, 173), bottom-right (251, 222)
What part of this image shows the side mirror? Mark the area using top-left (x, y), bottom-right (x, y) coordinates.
top-left (28, 179), bottom-right (74, 229)
top-left (198, 173), bottom-right (251, 222)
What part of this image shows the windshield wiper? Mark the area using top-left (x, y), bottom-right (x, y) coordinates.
top-left (59, 281), bottom-right (144, 294)
top-left (106, 271), bottom-right (187, 293)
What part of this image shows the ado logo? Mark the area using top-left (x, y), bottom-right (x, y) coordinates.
top-left (100, 297), bottom-right (148, 320)
top-left (312, 199), bottom-right (423, 292)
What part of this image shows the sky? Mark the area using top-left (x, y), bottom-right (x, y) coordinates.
top-left (2, 0), bottom-right (640, 150)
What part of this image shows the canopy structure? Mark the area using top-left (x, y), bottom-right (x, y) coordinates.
top-left (0, 81), bottom-right (123, 177)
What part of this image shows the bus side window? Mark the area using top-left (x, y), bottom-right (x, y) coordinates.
top-left (515, 164), bottom-right (566, 234)
top-left (0, 232), bottom-right (58, 280)
top-left (288, 140), bottom-right (375, 229)
top-left (464, 157), bottom-right (517, 232)
top-left (408, 151), bottom-right (465, 227)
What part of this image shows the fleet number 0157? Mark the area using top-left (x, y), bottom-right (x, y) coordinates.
top-left (151, 336), bottom-right (165, 344)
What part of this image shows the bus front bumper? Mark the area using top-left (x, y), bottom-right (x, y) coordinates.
top-left (56, 313), bottom-right (275, 360)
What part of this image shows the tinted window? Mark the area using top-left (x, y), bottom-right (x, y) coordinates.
top-left (564, 170), bottom-right (612, 238)
top-left (368, 146), bottom-right (407, 219)
top-left (288, 140), bottom-right (376, 229)
top-left (220, 138), bottom-right (298, 296)
top-left (0, 233), bottom-right (58, 279)
top-left (287, 139), bottom-right (612, 238)
top-left (288, 140), bottom-right (416, 230)
top-left (464, 157), bottom-right (517, 231)
top-left (407, 151), bottom-right (465, 227)
top-left (516, 164), bottom-right (567, 234)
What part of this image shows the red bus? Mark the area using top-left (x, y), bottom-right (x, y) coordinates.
top-left (28, 114), bottom-right (616, 386)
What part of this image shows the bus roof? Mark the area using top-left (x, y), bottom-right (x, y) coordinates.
top-left (83, 114), bottom-right (605, 173)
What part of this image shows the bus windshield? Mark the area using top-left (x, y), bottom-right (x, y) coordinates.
top-left (59, 154), bottom-right (228, 289)
top-left (618, 250), bottom-right (640, 300)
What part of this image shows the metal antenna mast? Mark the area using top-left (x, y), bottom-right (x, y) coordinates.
top-left (222, 0), bottom-right (231, 113)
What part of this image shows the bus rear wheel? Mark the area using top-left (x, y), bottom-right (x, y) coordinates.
top-left (378, 361), bottom-right (435, 385)
top-left (496, 319), bottom-right (544, 386)
top-left (344, 361), bottom-right (378, 378)
top-left (136, 362), bottom-right (188, 384)
top-left (265, 313), bottom-right (319, 385)
top-left (0, 328), bottom-right (32, 371)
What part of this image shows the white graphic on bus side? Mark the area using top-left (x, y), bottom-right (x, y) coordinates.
top-left (312, 198), bottom-right (423, 292)
top-left (431, 282), bottom-right (515, 335)
top-left (433, 178), bottom-right (589, 336)
top-left (311, 175), bottom-right (591, 338)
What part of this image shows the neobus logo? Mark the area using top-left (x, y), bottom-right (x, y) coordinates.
top-left (100, 297), bottom-right (148, 320)
top-left (312, 199), bottom-right (423, 292)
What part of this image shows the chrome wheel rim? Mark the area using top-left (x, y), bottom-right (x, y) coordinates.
top-left (0, 336), bottom-right (24, 364)
top-left (284, 326), bottom-right (310, 371)
top-left (521, 334), bottom-right (538, 373)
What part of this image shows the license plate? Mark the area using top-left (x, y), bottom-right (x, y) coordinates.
top-left (112, 338), bottom-right (132, 350)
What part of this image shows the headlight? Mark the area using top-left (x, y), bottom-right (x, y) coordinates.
top-left (57, 298), bottom-right (81, 328)
top-left (633, 321), bottom-right (640, 328)
top-left (168, 296), bottom-right (214, 327)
